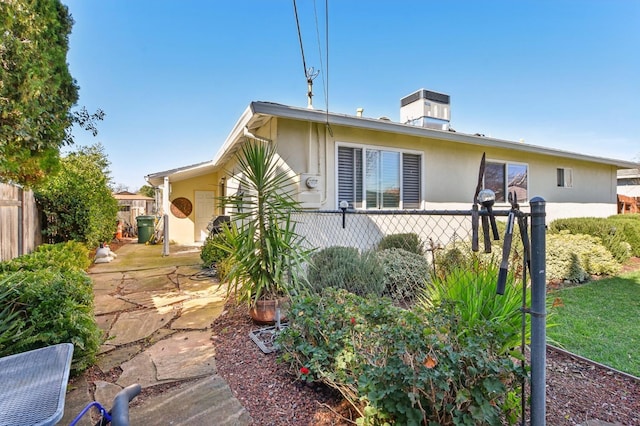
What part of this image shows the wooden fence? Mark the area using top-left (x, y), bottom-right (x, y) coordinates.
top-left (0, 182), bottom-right (42, 262)
top-left (618, 194), bottom-right (640, 214)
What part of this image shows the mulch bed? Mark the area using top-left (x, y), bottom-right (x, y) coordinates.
top-left (106, 240), bottom-right (639, 425)
top-left (212, 301), bottom-right (639, 425)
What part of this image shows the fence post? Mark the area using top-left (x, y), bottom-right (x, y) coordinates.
top-left (529, 197), bottom-right (546, 425)
top-left (162, 214), bottom-right (169, 256)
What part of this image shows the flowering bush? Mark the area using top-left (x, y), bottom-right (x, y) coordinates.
top-left (278, 289), bottom-right (524, 425)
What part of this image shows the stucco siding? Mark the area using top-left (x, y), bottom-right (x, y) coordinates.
top-left (164, 172), bottom-right (220, 244)
top-left (272, 118), bottom-right (619, 215)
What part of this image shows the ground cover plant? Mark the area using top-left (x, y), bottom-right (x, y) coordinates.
top-left (547, 271), bottom-right (640, 377)
top-left (0, 242), bottom-right (100, 371)
top-left (278, 288), bottom-right (525, 425)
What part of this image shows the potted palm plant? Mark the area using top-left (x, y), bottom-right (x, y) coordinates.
top-left (216, 139), bottom-right (310, 323)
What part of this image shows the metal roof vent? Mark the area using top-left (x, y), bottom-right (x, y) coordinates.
top-left (400, 89), bottom-right (450, 131)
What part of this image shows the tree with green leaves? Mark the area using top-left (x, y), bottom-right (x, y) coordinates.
top-left (34, 144), bottom-right (118, 247)
top-left (137, 184), bottom-right (155, 198)
top-left (0, 0), bottom-right (102, 185)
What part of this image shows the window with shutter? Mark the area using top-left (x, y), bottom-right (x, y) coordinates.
top-left (402, 153), bottom-right (421, 209)
top-left (337, 145), bottom-right (422, 209)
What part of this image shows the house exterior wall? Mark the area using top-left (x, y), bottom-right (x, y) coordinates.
top-left (164, 172), bottom-right (221, 244)
top-left (267, 117), bottom-right (619, 223)
top-left (160, 115), bottom-right (621, 245)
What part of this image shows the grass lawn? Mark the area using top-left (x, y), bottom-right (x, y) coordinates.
top-left (547, 271), bottom-right (640, 377)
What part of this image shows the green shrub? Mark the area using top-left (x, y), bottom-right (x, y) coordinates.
top-left (377, 233), bottom-right (424, 255)
top-left (420, 262), bottom-right (529, 354)
top-left (377, 248), bottom-right (429, 304)
top-left (546, 232), bottom-right (621, 282)
top-left (34, 144), bottom-right (119, 247)
top-left (308, 246), bottom-right (384, 296)
top-left (0, 241), bottom-right (91, 273)
top-left (607, 216), bottom-right (640, 257)
top-left (200, 233), bottom-right (230, 268)
top-left (0, 280), bottom-right (31, 354)
top-left (549, 217), bottom-right (631, 262)
top-left (0, 269), bottom-right (101, 372)
top-left (278, 289), bottom-right (524, 425)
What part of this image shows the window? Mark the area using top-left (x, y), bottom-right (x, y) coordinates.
top-left (485, 161), bottom-right (528, 203)
top-left (557, 168), bottom-right (573, 188)
top-left (337, 145), bottom-right (421, 209)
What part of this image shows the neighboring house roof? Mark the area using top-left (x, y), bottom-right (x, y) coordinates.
top-left (618, 168), bottom-right (640, 179)
top-left (146, 101), bottom-right (639, 186)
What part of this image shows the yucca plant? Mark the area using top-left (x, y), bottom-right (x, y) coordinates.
top-left (215, 139), bottom-right (311, 307)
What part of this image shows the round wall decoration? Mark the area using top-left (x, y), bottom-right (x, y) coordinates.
top-left (170, 197), bottom-right (192, 218)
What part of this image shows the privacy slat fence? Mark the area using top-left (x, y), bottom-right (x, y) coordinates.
top-left (0, 182), bottom-right (41, 262)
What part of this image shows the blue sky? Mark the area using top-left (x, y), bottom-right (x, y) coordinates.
top-left (64, 0), bottom-right (640, 190)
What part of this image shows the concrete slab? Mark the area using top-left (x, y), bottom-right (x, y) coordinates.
top-left (108, 309), bottom-right (175, 345)
top-left (98, 344), bottom-right (116, 355)
top-left (61, 375), bottom-right (93, 426)
top-left (146, 328), bottom-right (177, 346)
top-left (147, 331), bottom-right (216, 381)
top-left (94, 293), bottom-right (137, 315)
top-left (129, 376), bottom-right (251, 426)
top-left (175, 264), bottom-right (204, 278)
top-left (88, 243), bottom-right (202, 273)
top-left (116, 351), bottom-right (174, 389)
top-left (171, 296), bottom-right (226, 330)
top-left (96, 344), bottom-right (143, 373)
top-left (90, 272), bottom-right (123, 292)
top-left (95, 313), bottom-right (116, 338)
top-left (120, 275), bottom-right (176, 294)
top-left (119, 290), bottom-right (189, 312)
top-left (94, 381), bottom-right (123, 409)
top-left (124, 266), bottom-right (177, 281)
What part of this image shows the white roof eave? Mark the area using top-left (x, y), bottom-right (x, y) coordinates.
top-left (249, 102), bottom-right (639, 169)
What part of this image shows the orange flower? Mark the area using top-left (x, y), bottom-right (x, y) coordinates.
top-left (423, 355), bottom-right (438, 369)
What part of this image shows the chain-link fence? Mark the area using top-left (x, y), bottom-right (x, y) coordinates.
top-left (292, 209), bottom-right (514, 264)
top-left (293, 203), bottom-right (548, 425)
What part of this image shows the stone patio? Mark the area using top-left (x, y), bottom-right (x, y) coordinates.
top-left (60, 241), bottom-right (250, 425)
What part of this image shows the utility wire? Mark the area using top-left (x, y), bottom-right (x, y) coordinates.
top-left (313, 0), bottom-right (327, 108)
top-left (292, 0), bottom-right (308, 79)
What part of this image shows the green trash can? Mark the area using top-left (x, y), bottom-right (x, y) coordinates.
top-left (136, 215), bottom-right (155, 244)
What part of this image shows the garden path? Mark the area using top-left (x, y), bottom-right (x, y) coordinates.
top-left (60, 240), bottom-right (251, 425)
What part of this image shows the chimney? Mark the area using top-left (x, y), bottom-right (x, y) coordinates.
top-left (400, 89), bottom-right (450, 131)
top-left (356, 107), bottom-right (364, 117)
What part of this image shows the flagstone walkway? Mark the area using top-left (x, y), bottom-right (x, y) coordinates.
top-left (60, 241), bottom-right (251, 425)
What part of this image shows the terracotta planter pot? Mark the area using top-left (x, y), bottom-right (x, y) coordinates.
top-left (249, 297), bottom-right (289, 325)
